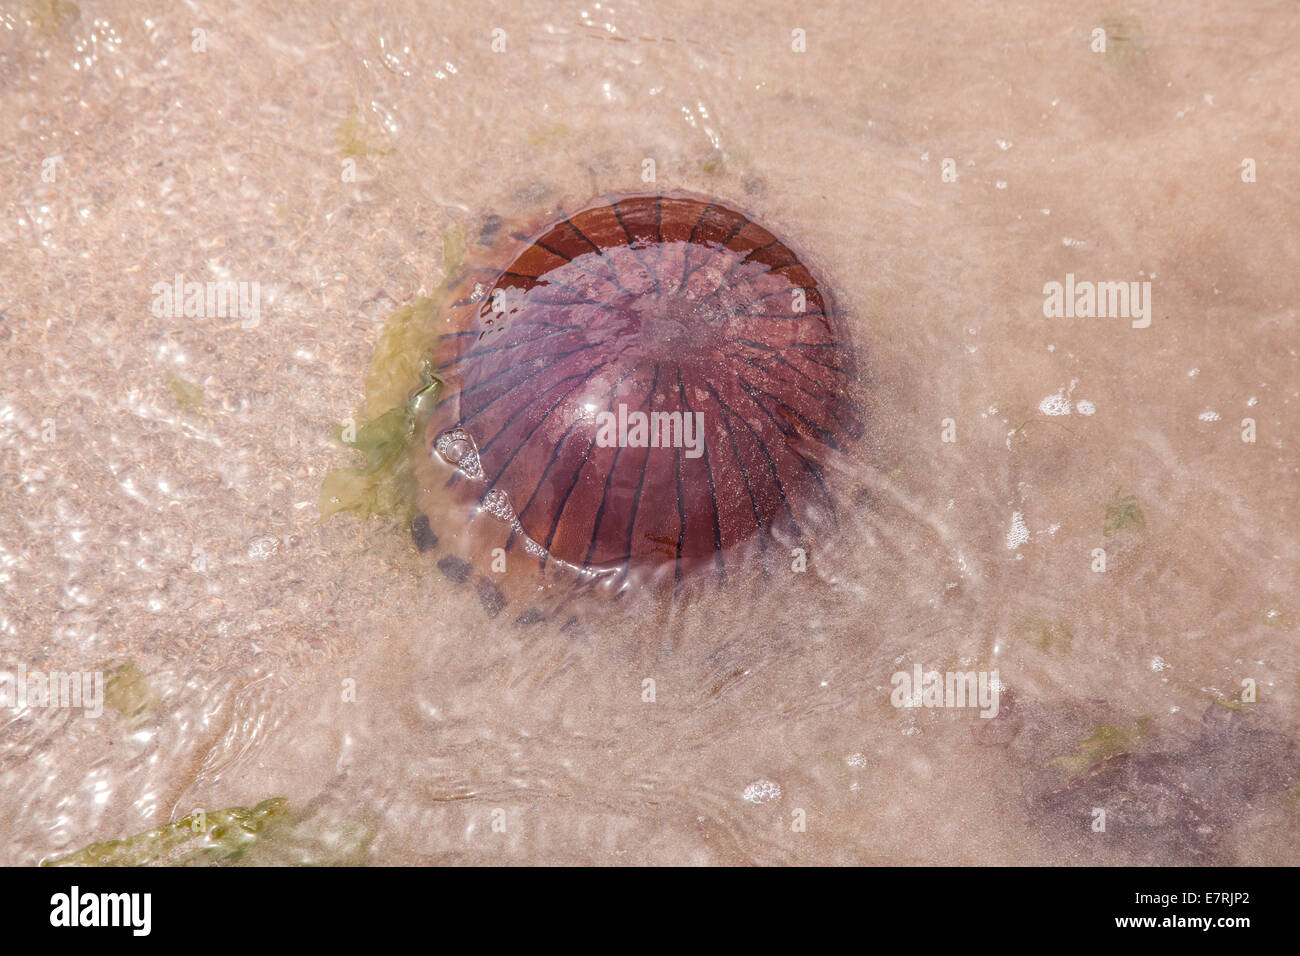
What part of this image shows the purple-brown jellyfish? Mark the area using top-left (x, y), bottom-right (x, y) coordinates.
top-left (418, 193), bottom-right (861, 590)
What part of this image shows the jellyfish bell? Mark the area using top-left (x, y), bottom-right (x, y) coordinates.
top-left (410, 192), bottom-right (864, 610)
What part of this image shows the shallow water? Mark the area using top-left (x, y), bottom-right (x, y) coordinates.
top-left (1, 0), bottom-right (1297, 865)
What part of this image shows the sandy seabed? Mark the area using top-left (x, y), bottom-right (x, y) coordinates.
top-left (1, 0), bottom-right (1297, 865)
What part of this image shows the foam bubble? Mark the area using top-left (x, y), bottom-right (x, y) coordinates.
top-left (1006, 511), bottom-right (1029, 550)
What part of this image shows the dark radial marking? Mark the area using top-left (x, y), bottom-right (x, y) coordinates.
top-left (539, 362), bottom-right (643, 569)
top-left (436, 325), bottom-right (582, 370)
top-left (699, 379), bottom-right (803, 537)
top-left (737, 336), bottom-right (857, 376)
top-left (525, 238), bottom-right (628, 299)
top-left (732, 283), bottom-right (818, 311)
top-left (675, 198), bottom-right (717, 295)
top-left (582, 366), bottom-right (657, 569)
top-left (615, 363), bottom-right (662, 586)
top-left (558, 211), bottom-right (635, 296)
top-left (721, 349), bottom-right (855, 433)
top-left (456, 340), bottom-right (602, 412)
top-left (732, 377), bottom-right (838, 515)
top-left (497, 271), bottom-right (622, 311)
top-left (479, 368), bottom-right (607, 491)
top-left (708, 383), bottom-right (767, 556)
top-left (505, 362), bottom-right (646, 558)
top-left (677, 213), bottom-right (750, 293)
top-left (426, 193), bottom-right (859, 577)
top-left (738, 376), bottom-right (842, 450)
top-left (693, 255), bottom-right (769, 309)
top-left (677, 365), bottom-right (726, 582)
top-left (608, 197), bottom-right (657, 293)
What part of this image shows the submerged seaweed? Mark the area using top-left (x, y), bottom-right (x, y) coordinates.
top-left (1103, 489), bottom-right (1145, 537)
top-left (43, 798), bottom-right (288, 867)
top-left (1050, 716), bottom-right (1152, 777)
top-left (318, 226), bottom-right (465, 523)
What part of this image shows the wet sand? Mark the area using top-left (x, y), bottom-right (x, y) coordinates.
top-left (1, 0), bottom-right (1297, 864)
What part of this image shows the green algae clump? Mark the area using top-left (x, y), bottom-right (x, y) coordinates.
top-left (1015, 617), bottom-right (1075, 653)
top-left (1103, 490), bottom-right (1145, 537)
top-left (103, 662), bottom-right (160, 730)
top-left (43, 798), bottom-right (288, 867)
top-left (166, 373), bottom-right (205, 412)
top-left (335, 108), bottom-right (394, 159)
top-left (1051, 716), bottom-right (1152, 778)
top-left (318, 226), bottom-right (465, 524)
top-left (1096, 15), bottom-right (1145, 61)
top-left (26, 0), bottom-right (79, 35)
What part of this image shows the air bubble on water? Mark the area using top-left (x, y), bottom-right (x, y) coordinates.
top-left (246, 535), bottom-right (279, 560)
top-left (1005, 512), bottom-right (1029, 550)
top-left (1198, 410), bottom-right (1220, 422)
top-left (435, 427), bottom-right (484, 479)
top-left (742, 780), bottom-right (781, 803)
top-left (1038, 392), bottom-right (1071, 416)
top-left (480, 489), bottom-right (515, 522)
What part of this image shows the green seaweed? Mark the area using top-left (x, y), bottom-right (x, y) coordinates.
top-left (1096, 15), bottom-right (1145, 61)
top-left (1015, 617), bottom-right (1074, 653)
top-left (103, 662), bottom-right (159, 729)
top-left (1285, 786), bottom-right (1300, 815)
top-left (26, 0), bottom-right (79, 35)
top-left (1210, 683), bottom-right (1257, 712)
top-left (1103, 489), bottom-right (1145, 537)
top-left (1211, 697), bottom-right (1247, 712)
top-left (335, 109), bottom-right (393, 158)
top-left (700, 153), bottom-right (725, 174)
top-left (525, 123), bottom-right (569, 146)
top-left (43, 798), bottom-right (287, 867)
top-left (318, 226), bottom-right (465, 523)
top-left (166, 373), bottom-right (205, 412)
top-left (317, 381), bottom-right (438, 523)
top-left (1051, 716), bottom-right (1152, 777)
